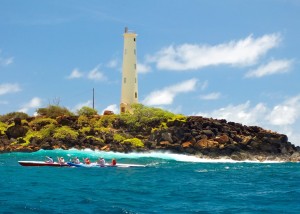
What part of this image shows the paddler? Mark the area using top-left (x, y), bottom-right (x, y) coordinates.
top-left (97, 157), bottom-right (106, 167)
top-left (111, 158), bottom-right (117, 166)
top-left (45, 156), bottom-right (54, 163)
top-left (84, 158), bottom-right (91, 164)
top-left (73, 157), bottom-right (80, 164)
top-left (58, 157), bottom-right (65, 164)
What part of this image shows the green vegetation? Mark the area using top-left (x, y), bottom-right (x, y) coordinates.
top-left (94, 127), bottom-right (111, 134)
top-left (122, 138), bottom-right (144, 147)
top-left (77, 106), bottom-right (98, 116)
top-left (77, 115), bottom-right (90, 127)
top-left (113, 133), bottom-right (126, 142)
top-left (53, 126), bottom-right (79, 140)
top-left (95, 115), bottom-right (117, 128)
top-left (21, 130), bottom-right (44, 146)
top-left (37, 105), bottom-right (74, 118)
top-left (86, 136), bottom-right (104, 144)
top-left (119, 104), bottom-right (176, 132)
top-left (29, 117), bottom-right (57, 130)
top-left (80, 126), bottom-right (91, 134)
top-left (0, 103), bottom-right (186, 151)
top-left (168, 114), bottom-right (187, 123)
top-left (0, 112), bottom-right (29, 123)
top-left (0, 121), bottom-right (7, 135)
top-left (39, 124), bottom-right (57, 138)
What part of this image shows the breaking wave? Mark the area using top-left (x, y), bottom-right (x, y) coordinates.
top-left (31, 149), bottom-right (283, 163)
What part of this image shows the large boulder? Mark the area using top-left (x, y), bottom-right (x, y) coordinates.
top-left (5, 125), bottom-right (28, 139)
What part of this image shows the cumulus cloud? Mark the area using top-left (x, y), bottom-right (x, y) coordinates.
top-left (18, 97), bottom-right (42, 113)
top-left (142, 78), bottom-right (198, 106)
top-left (196, 95), bottom-right (300, 146)
top-left (67, 65), bottom-right (107, 81)
top-left (199, 92), bottom-right (221, 100)
top-left (245, 59), bottom-right (293, 78)
top-left (267, 95), bottom-right (300, 126)
top-left (137, 63), bottom-right (151, 74)
top-left (197, 101), bottom-right (268, 125)
top-left (68, 69), bottom-right (84, 79)
top-left (107, 59), bottom-right (118, 68)
top-left (147, 33), bottom-right (281, 71)
top-left (87, 66), bottom-right (106, 81)
top-left (102, 104), bottom-right (119, 114)
top-left (0, 83), bottom-right (21, 95)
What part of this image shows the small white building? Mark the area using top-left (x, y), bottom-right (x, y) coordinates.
top-left (120, 27), bottom-right (138, 113)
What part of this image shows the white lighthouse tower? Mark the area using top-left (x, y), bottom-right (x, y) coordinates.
top-left (120, 27), bottom-right (138, 113)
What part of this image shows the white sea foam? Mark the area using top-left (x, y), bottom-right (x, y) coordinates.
top-left (36, 149), bottom-right (284, 163)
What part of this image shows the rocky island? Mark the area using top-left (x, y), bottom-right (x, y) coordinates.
top-left (1, 104), bottom-right (299, 162)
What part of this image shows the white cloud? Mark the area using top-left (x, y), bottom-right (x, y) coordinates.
top-left (267, 95), bottom-right (300, 126)
top-left (107, 59), bottom-right (118, 68)
top-left (102, 104), bottom-right (119, 114)
top-left (0, 83), bottom-right (21, 95)
top-left (137, 63), bottom-right (151, 74)
top-left (195, 95), bottom-right (300, 146)
top-left (147, 33), bottom-right (281, 71)
top-left (87, 66), bottom-right (106, 81)
top-left (199, 92), bottom-right (221, 100)
top-left (68, 69), bottom-right (84, 79)
top-left (197, 101), bottom-right (268, 126)
top-left (0, 50), bottom-right (13, 66)
top-left (18, 97), bottom-right (42, 113)
top-left (245, 59), bottom-right (293, 78)
top-left (143, 78), bottom-right (198, 106)
top-left (68, 65), bottom-right (107, 81)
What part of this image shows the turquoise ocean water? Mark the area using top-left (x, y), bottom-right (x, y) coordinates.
top-left (0, 149), bottom-right (300, 213)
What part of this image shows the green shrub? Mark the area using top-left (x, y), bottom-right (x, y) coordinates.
top-left (122, 138), bottom-right (144, 147)
top-left (77, 106), bottom-right (98, 116)
top-left (37, 105), bottom-right (73, 118)
top-left (39, 124), bottom-right (57, 138)
top-left (168, 114), bottom-right (187, 122)
top-left (119, 104), bottom-right (175, 131)
top-left (77, 115), bottom-right (90, 127)
top-left (113, 133), bottom-right (126, 142)
top-left (22, 130), bottom-right (44, 146)
top-left (14, 130), bottom-right (44, 146)
top-left (29, 117), bottom-right (57, 130)
top-left (80, 126), bottom-right (91, 134)
top-left (94, 127), bottom-right (111, 134)
top-left (86, 136), bottom-right (104, 143)
top-left (0, 121), bottom-right (7, 135)
top-left (94, 115), bottom-right (117, 128)
top-left (0, 112), bottom-right (29, 123)
top-left (53, 126), bottom-right (78, 140)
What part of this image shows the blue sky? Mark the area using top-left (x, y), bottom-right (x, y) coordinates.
top-left (1, 0), bottom-right (300, 145)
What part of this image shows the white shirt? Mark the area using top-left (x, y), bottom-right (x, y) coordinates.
top-left (99, 159), bottom-right (105, 166)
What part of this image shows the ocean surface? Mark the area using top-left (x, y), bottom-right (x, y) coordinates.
top-left (0, 149), bottom-right (300, 214)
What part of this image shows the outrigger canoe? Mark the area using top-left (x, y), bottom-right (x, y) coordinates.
top-left (18, 161), bottom-right (69, 167)
top-left (67, 162), bottom-right (146, 168)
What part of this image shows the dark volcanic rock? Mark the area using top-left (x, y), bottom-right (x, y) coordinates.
top-left (1, 114), bottom-right (300, 162)
top-left (6, 125), bottom-right (28, 139)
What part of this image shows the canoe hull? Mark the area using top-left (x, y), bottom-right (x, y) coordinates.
top-left (18, 161), bottom-right (69, 167)
top-left (67, 162), bottom-right (145, 168)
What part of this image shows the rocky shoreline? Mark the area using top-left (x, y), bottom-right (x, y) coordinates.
top-left (1, 114), bottom-right (300, 162)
